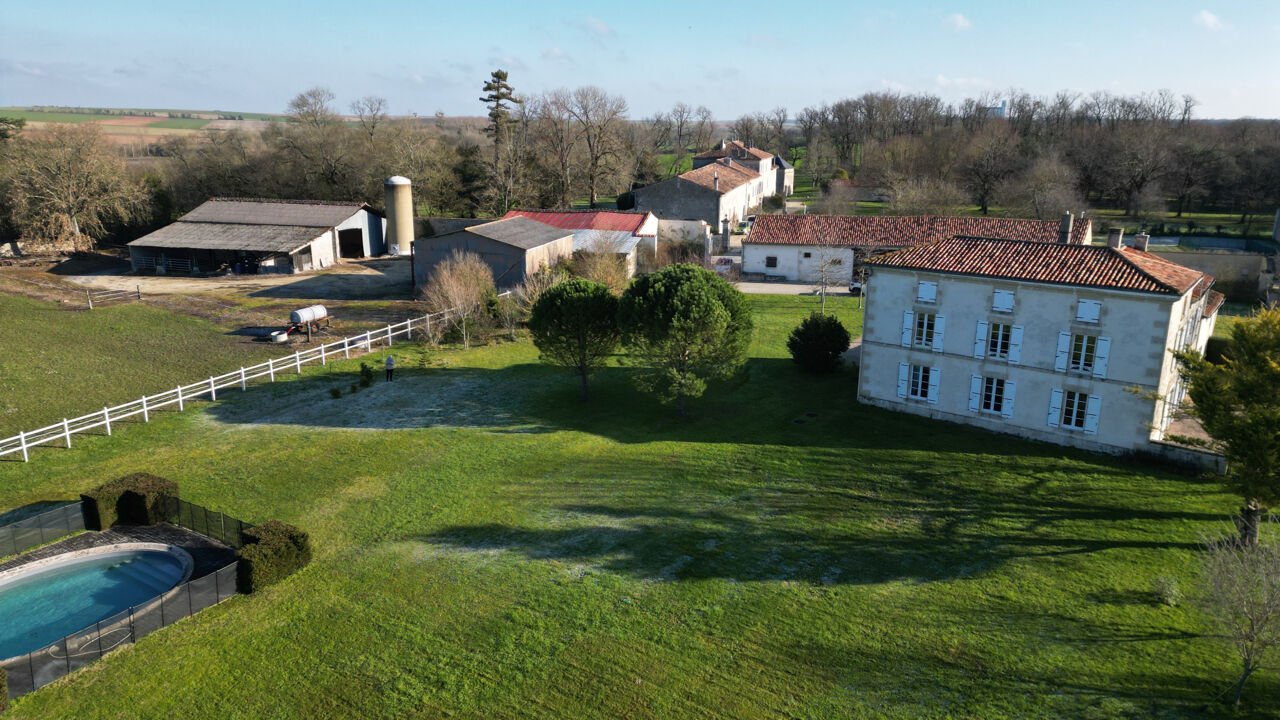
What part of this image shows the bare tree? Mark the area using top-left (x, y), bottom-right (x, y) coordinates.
top-left (3, 123), bottom-right (144, 250)
top-left (668, 102), bottom-right (693, 175)
top-left (691, 106), bottom-right (715, 151)
top-left (351, 96), bottom-right (388, 144)
top-left (566, 87), bottom-right (628, 207)
top-left (731, 114), bottom-right (763, 148)
top-left (288, 87), bottom-right (339, 128)
top-left (534, 90), bottom-right (579, 208)
top-left (764, 106), bottom-right (788, 158)
top-left (811, 245), bottom-right (846, 315)
top-left (514, 265), bottom-right (564, 316)
top-left (996, 154), bottom-right (1083, 219)
top-left (422, 250), bottom-right (496, 349)
top-left (1199, 519), bottom-right (1280, 709)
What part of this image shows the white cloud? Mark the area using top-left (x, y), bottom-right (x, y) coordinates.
top-left (947, 13), bottom-right (972, 30)
top-left (542, 47), bottom-right (570, 61)
top-left (935, 74), bottom-right (986, 88)
top-left (585, 16), bottom-right (614, 37)
top-left (1194, 9), bottom-right (1230, 30)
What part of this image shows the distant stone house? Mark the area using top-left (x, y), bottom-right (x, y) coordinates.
top-left (693, 140), bottom-right (792, 197)
top-left (741, 213), bottom-right (1094, 282)
top-left (412, 216), bottom-right (573, 290)
top-left (501, 209), bottom-right (659, 278)
top-left (127, 198), bottom-right (386, 275)
top-left (633, 158), bottom-right (770, 231)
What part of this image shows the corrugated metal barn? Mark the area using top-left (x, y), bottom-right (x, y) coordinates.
top-left (413, 216), bottom-right (573, 289)
top-left (127, 198), bottom-right (386, 275)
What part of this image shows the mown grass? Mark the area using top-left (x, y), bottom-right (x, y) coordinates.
top-left (0, 294), bottom-right (279, 435)
top-left (2, 295), bottom-right (1273, 719)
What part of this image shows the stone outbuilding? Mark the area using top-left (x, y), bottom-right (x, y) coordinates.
top-left (412, 216), bottom-right (573, 290)
top-left (127, 198), bottom-right (385, 275)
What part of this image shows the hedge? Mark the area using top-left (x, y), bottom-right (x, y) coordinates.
top-left (236, 520), bottom-right (311, 593)
top-left (80, 473), bottom-right (178, 530)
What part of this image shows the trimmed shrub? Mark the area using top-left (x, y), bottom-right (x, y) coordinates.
top-left (236, 520), bottom-right (311, 593)
top-left (787, 313), bottom-right (852, 373)
top-left (81, 473), bottom-right (178, 530)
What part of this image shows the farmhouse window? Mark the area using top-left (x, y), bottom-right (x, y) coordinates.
top-left (909, 365), bottom-right (938, 401)
top-left (765, 256), bottom-right (778, 268)
top-left (1070, 334), bottom-right (1098, 373)
top-left (987, 323), bottom-right (1012, 359)
top-left (992, 290), bottom-right (1015, 313)
top-left (1075, 299), bottom-right (1101, 323)
top-left (916, 281), bottom-right (938, 303)
top-left (803, 252), bottom-right (812, 258)
top-left (1048, 389), bottom-right (1101, 434)
top-left (913, 313), bottom-right (936, 348)
top-left (982, 377), bottom-right (1006, 414)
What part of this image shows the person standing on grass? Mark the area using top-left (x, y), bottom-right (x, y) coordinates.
top-left (385, 354), bottom-right (395, 382)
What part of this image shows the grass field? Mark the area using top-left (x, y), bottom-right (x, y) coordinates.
top-left (0, 294), bottom-right (280, 436)
top-left (146, 117), bottom-right (211, 130)
top-left (1, 294), bottom-right (1271, 718)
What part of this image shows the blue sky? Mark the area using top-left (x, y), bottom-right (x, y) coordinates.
top-left (2, 1), bottom-right (1277, 119)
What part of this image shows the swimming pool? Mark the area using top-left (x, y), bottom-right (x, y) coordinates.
top-left (0, 544), bottom-right (192, 660)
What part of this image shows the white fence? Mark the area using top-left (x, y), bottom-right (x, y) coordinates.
top-left (0, 300), bottom-right (492, 462)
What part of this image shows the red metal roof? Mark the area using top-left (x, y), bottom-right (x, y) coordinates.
top-left (866, 235), bottom-right (1211, 295)
top-left (745, 214), bottom-right (1092, 247)
top-left (502, 209), bottom-right (654, 235)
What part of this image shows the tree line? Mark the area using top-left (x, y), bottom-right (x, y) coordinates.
top-left (1, 80), bottom-right (1278, 251)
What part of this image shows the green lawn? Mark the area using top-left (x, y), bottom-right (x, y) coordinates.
top-left (2, 295), bottom-right (1272, 718)
top-left (0, 294), bottom-right (279, 435)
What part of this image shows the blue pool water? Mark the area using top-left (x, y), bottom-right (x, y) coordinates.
top-left (0, 550), bottom-right (187, 659)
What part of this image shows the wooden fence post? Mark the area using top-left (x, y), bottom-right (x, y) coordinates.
top-left (18, 430), bottom-right (27, 462)
top-left (177, 386), bottom-right (184, 411)
top-left (86, 291), bottom-right (94, 311)
top-left (103, 407), bottom-right (111, 436)
top-left (64, 418), bottom-right (72, 448)
top-left (136, 285), bottom-right (142, 300)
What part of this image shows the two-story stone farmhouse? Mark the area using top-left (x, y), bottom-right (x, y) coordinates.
top-left (857, 233), bottom-right (1224, 456)
top-left (633, 141), bottom-right (791, 230)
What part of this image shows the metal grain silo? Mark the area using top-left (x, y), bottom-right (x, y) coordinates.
top-left (384, 176), bottom-right (414, 256)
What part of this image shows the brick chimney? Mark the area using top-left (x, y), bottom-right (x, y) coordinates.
top-left (1058, 211), bottom-right (1074, 244)
top-left (1133, 233), bottom-right (1150, 251)
top-left (1107, 228), bottom-right (1124, 249)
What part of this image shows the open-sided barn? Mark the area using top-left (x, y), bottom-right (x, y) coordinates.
top-left (127, 198), bottom-right (386, 275)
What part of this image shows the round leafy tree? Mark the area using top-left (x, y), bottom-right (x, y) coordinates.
top-left (618, 263), bottom-right (753, 415)
top-left (787, 312), bottom-right (851, 373)
top-left (528, 278), bottom-right (620, 400)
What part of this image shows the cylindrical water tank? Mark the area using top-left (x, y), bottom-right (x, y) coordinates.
top-left (384, 176), bottom-right (414, 256)
top-left (290, 305), bottom-right (327, 324)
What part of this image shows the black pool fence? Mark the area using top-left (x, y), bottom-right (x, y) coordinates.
top-left (0, 503), bottom-right (86, 559)
top-left (2, 562), bottom-right (238, 700)
top-left (159, 496), bottom-right (250, 550)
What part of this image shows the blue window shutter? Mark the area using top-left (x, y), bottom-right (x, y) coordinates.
top-left (1002, 380), bottom-right (1016, 418)
top-left (1008, 325), bottom-right (1023, 365)
top-left (969, 375), bottom-right (982, 411)
top-left (1054, 331), bottom-right (1071, 372)
top-left (974, 320), bottom-right (988, 359)
top-left (927, 367), bottom-right (940, 404)
top-left (1048, 388), bottom-right (1063, 428)
top-left (1084, 395), bottom-right (1102, 435)
top-left (897, 362), bottom-right (909, 398)
top-left (901, 310), bottom-right (914, 348)
top-left (932, 315), bottom-right (946, 353)
top-left (1092, 337), bottom-right (1111, 379)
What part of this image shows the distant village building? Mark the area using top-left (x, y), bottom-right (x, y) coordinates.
top-left (633, 141), bottom-right (791, 230)
top-left (857, 232), bottom-right (1224, 458)
top-left (127, 198), bottom-right (386, 275)
top-left (742, 213), bottom-right (1093, 282)
top-left (502, 209), bottom-right (658, 278)
top-left (412, 216), bottom-right (572, 290)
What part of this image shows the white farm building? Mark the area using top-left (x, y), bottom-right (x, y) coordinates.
top-left (128, 198), bottom-right (386, 275)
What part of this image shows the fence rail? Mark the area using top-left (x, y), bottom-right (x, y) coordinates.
top-left (0, 503), bottom-right (85, 558)
top-left (0, 297), bottom-right (500, 462)
top-left (2, 562), bottom-right (238, 699)
top-left (86, 286), bottom-right (142, 310)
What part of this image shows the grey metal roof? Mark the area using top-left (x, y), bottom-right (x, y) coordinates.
top-left (464, 216), bottom-right (572, 250)
top-left (571, 230), bottom-right (641, 255)
top-left (775, 156), bottom-right (794, 170)
top-left (179, 198), bottom-right (369, 228)
top-left (419, 217), bottom-right (487, 237)
top-left (128, 222), bottom-right (321, 253)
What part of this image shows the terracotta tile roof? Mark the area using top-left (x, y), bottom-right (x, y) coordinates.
top-left (694, 140), bottom-right (773, 162)
top-left (678, 159), bottom-right (760, 194)
top-left (866, 235), bottom-right (1212, 295)
top-left (745, 214), bottom-right (1091, 247)
top-left (502, 209), bottom-right (654, 235)
top-left (1203, 290), bottom-right (1225, 317)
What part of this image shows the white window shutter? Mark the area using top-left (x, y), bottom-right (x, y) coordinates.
top-left (917, 281), bottom-right (937, 303)
top-left (1054, 331), bottom-right (1071, 372)
top-left (993, 289), bottom-right (1014, 312)
top-left (932, 315), bottom-right (946, 352)
top-left (897, 362), bottom-right (909, 398)
top-left (1092, 336), bottom-right (1111, 379)
top-left (1008, 325), bottom-right (1023, 365)
top-left (968, 375), bottom-right (982, 412)
top-left (1084, 395), bottom-right (1102, 435)
top-left (973, 320), bottom-right (988, 359)
top-left (1076, 299), bottom-right (1100, 323)
top-left (901, 309), bottom-right (914, 347)
top-left (1048, 388), bottom-right (1063, 427)
top-left (927, 367), bottom-right (940, 404)
top-left (1002, 380), bottom-right (1016, 418)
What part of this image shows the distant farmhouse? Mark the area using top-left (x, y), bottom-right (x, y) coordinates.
top-left (858, 230), bottom-right (1223, 460)
top-left (412, 216), bottom-right (573, 290)
top-left (742, 213), bottom-right (1093, 283)
top-left (128, 198), bottom-right (385, 275)
top-left (502, 209), bottom-right (658, 278)
top-left (633, 140), bottom-right (792, 231)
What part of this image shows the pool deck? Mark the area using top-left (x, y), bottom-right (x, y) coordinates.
top-left (0, 524), bottom-right (235, 578)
